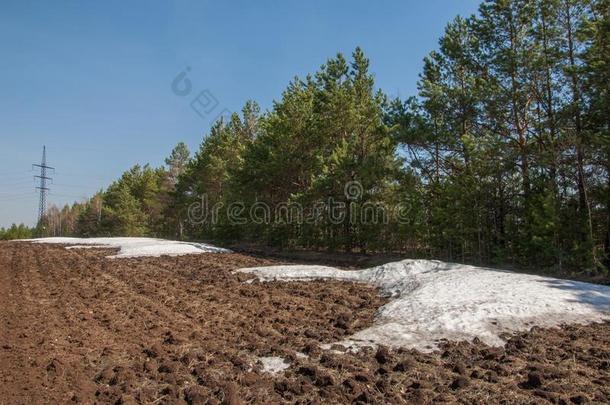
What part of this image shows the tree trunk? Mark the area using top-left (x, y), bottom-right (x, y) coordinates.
top-left (565, 0), bottom-right (595, 260)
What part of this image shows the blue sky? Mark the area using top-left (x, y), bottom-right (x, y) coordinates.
top-left (0, 0), bottom-right (480, 227)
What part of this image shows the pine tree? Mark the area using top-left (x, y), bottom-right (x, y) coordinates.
top-left (102, 182), bottom-right (148, 236)
top-left (165, 142), bottom-right (190, 186)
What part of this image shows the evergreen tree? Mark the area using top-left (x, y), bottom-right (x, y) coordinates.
top-left (38, 0), bottom-right (608, 275)
top-left (0, 223), bottom-right (33, 240)
top-left (165, 142), bottom-right (190, 186)
top-left (102, 182), bottom-right (148, 236)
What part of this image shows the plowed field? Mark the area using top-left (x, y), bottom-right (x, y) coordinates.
top-left (1, 242), bottom-right (609, 404)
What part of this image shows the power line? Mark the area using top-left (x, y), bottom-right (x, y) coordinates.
top-left (53, 171), bottom-right (109, 181)
top-left (0, 192), bottom-right (37, 200)
top-left (0, 190), bottom-right (37, 197)
top-left (0, 181), bottom-right (36, 188)
top-left (52, 183), bottom-right (92, 189)
top-left (48, 192), bottom-right (88, 199)
top-left (0, 170), bottom-right (34, 177)
top-left (32, 146), bottom-right (54, 225)
top-left (0, 175), bottom-right (35, 182)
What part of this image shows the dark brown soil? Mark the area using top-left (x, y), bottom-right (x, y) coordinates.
top-left (0, 242), bottom-right (609, 404)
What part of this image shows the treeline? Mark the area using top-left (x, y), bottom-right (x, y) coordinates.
top-left (39, 0), bottom-right (609, 273)
top-left (0, 223), bottom-right (33, 240)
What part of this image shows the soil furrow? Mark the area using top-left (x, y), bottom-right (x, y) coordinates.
top-left (1, 242), bottom-right (609, 404)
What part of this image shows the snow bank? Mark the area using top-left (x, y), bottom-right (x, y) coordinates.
top-left (238, 259), bottom-right (610, 351)
top-left (257, 356), bottom-right (290, 374)
top-left (23, 237), bottom-right (230, 258)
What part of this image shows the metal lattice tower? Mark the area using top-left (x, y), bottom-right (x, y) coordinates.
top-left (33, 146), bottom-right (54, 225)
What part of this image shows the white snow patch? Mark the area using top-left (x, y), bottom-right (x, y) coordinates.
top-left (258, 356), bottom-right (290, 374)
top-left (238, 259), bottom-right (610, 351)
top-left (22, 237), bottom-right (231, 258)
top-left (65, 245), bottom-right (108, 249)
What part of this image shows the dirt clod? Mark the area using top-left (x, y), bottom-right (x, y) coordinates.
top-left (450, 376), bottom-right (470, 390)
top-left (375, 346), bottom-right (391, 364)
top-left (524, 371), bottom-right (544, 389)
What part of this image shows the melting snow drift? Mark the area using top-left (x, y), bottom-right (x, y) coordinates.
top-left (238, 259), bottom-right (610, 351)
top-left (24, 237), bottom-right (230, 258)
top-left (257, 356), bottom-right (291, 374)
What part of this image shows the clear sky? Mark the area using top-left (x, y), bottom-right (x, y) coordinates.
top-left (0, 0), bottom-right (481, 227)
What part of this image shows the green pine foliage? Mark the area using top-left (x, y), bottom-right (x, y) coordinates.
top-left (36, 0), bottom-right (610, 274)
top-left (0, 223), bottom-right (33, 240)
